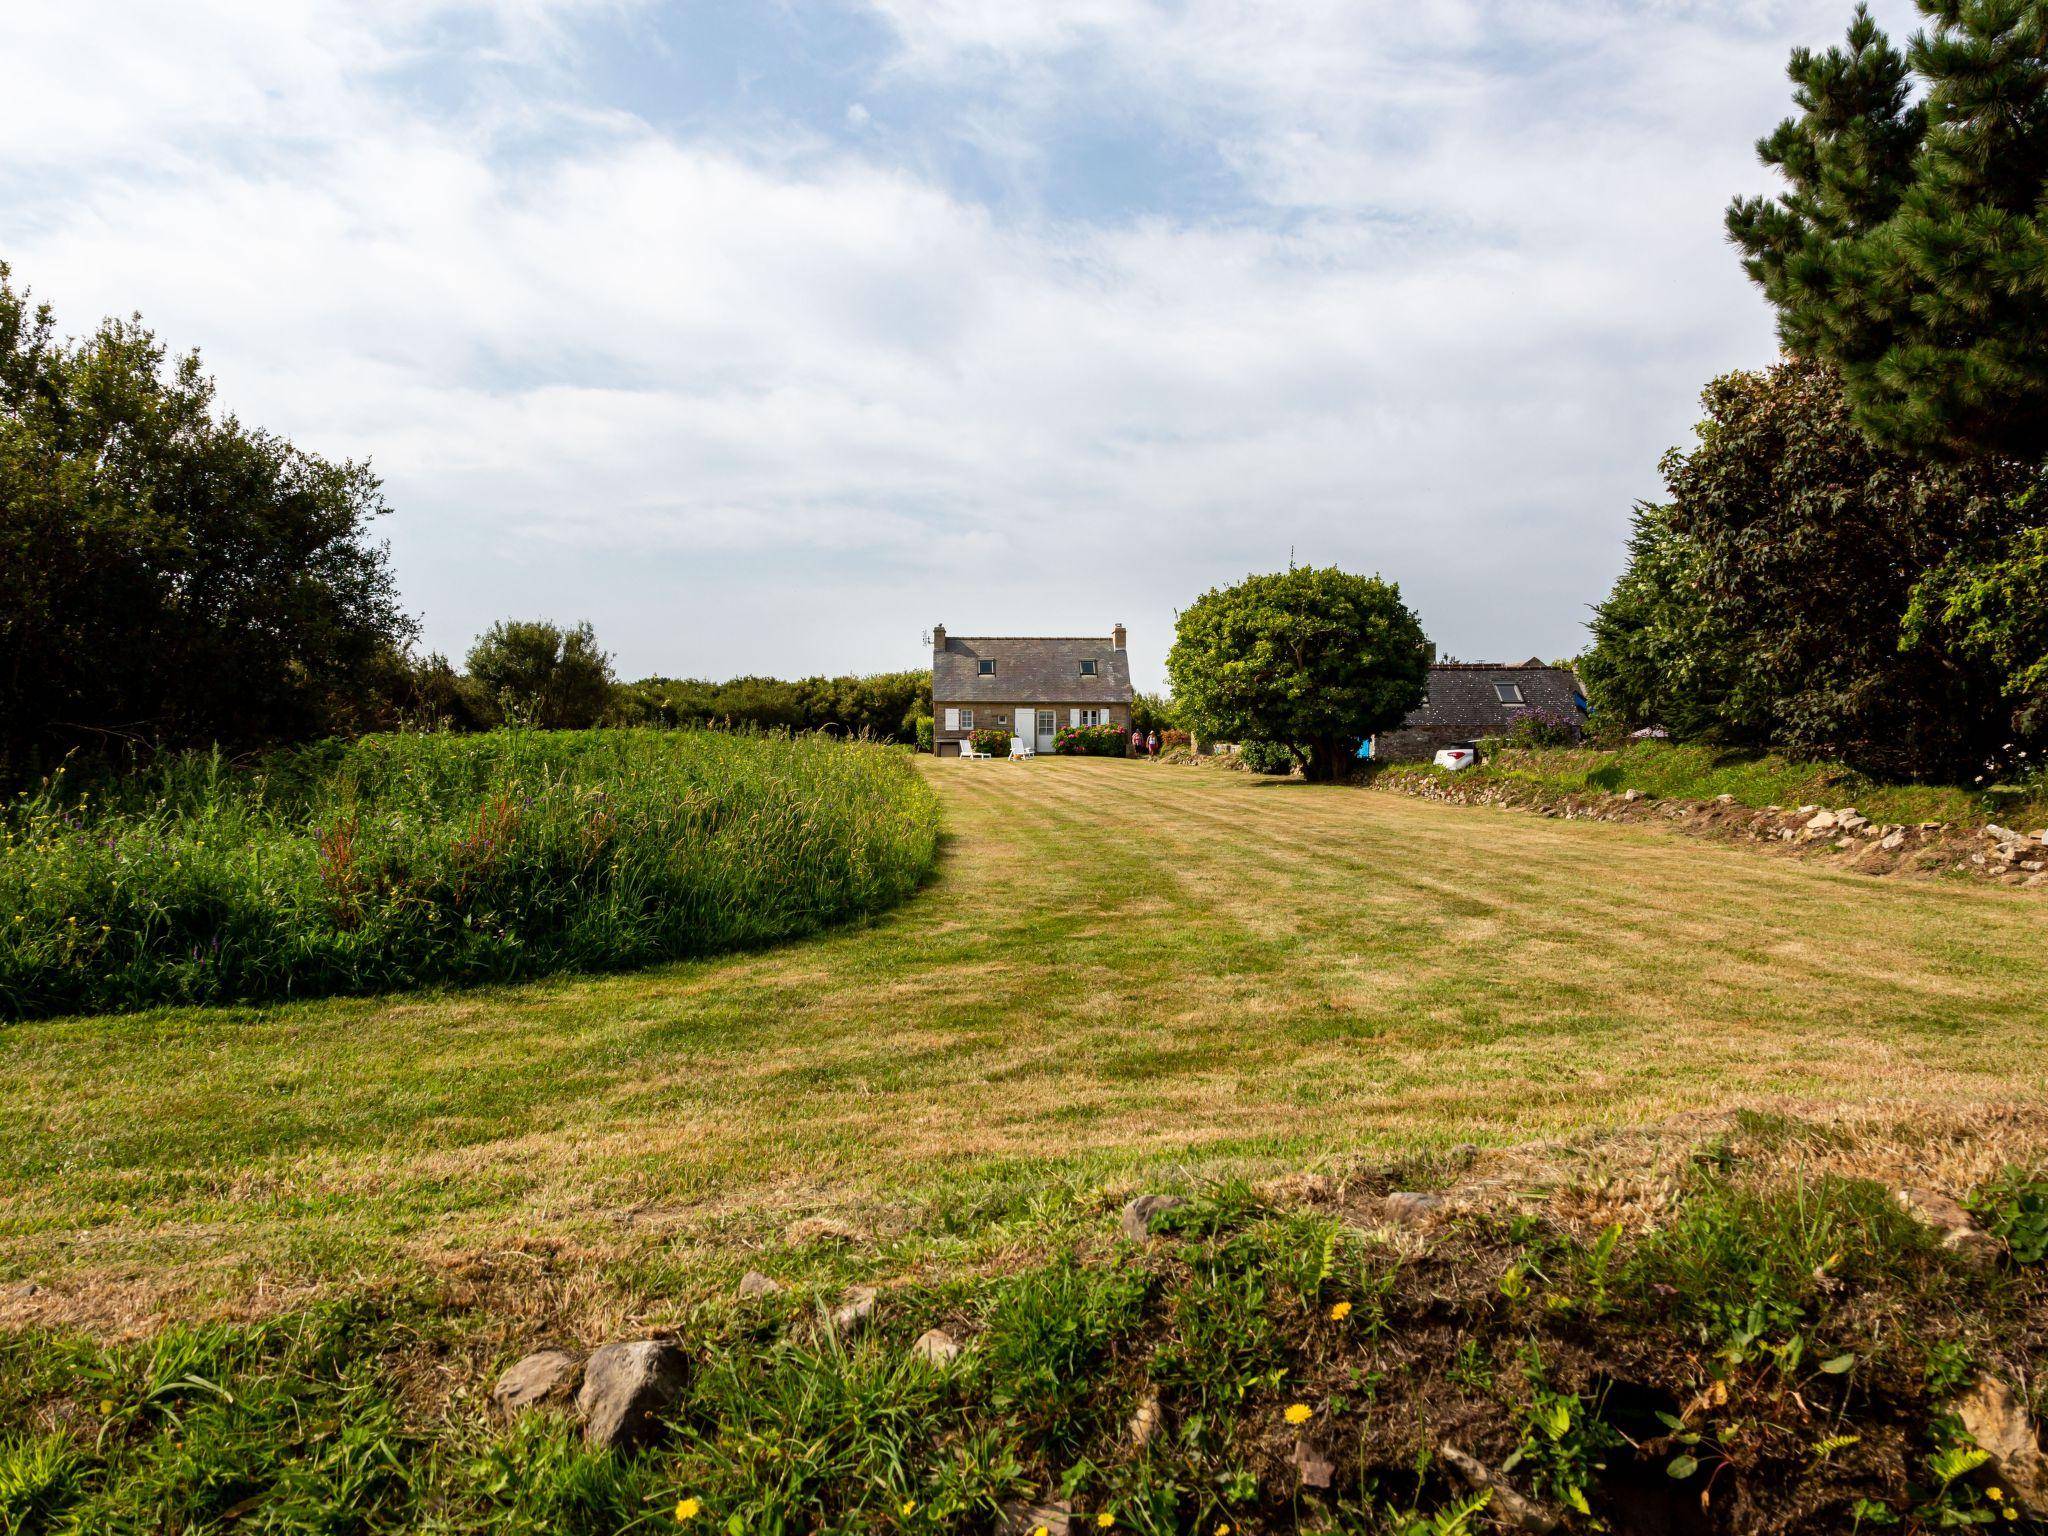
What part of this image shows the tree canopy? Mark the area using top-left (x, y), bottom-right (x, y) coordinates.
top-left (1581, 359), bottom-right (2041, 777)
top-left (0, 265), bottom-right (413, 778)
top-left (1727, 0), bottom-right (2048, 461)
top-left (465, 620), bottom-right (617, 730)
top-left (1166, 566), bottom-right (1429, 781)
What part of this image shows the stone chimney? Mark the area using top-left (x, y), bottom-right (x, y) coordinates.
top-left (932, 623), bottom-right (946, 650)
top-left (1112, 622), bottom-right (1127, 650)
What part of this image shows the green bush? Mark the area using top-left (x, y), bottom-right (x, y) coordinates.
top-left (0, 729), bottom-right (941, 1020)
top-left (1236, 739), bottom-right (1296, 775)
top-left (1053, 725), bottom-right (1127, 757)
top-left (915, 716), bottom-right (934, 754)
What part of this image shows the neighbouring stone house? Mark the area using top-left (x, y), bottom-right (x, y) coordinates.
top-left (1371, 659), bottom-right (1585, 761)
top-left (931, 624), bottom-right (1135, 756)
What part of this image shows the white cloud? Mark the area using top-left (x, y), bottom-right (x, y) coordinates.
top-left (0, 0), bottom-right (1927, 683)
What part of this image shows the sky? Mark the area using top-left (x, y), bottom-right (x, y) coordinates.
top-left (1, 0), bottom-right (1926, 690)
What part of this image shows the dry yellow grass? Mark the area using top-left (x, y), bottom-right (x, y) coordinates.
top-left (1, 755), bottom-right (2043, 1334)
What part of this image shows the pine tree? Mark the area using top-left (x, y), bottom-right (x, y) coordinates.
top-left (1728, 0), bottom-right (2048, 461)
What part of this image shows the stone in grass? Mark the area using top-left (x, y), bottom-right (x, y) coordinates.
top-left (1437, 1443), bottom-right (1559, 1534)
top-left (999, 1498), bottom-right (1076, 1536)
top-left (1128, 1387), bottom-right (1164, 1449)
top-left (830, 1286), bottom-right (878, 1336)
top-left (1379, 1191), bottom-right (1444, 1224)
top-left (577, 1340), bottom-right (689, 1451)
top-left (1954, 1375), bottom-right (2048, 1516)
top-left (911, 1328), bottom-right (961, 1366)
top-left (1894, 1187), bottom-right (2000, 1263)
top-left (1120, 1194), bottom-right (1187, 1242)
top-left (1291, 1433), bottom-right (1336, 1489)
top-left (737, 1270), bottom-right (785, 1299)
top-left (491, 1349), bottom-right (583, 1420)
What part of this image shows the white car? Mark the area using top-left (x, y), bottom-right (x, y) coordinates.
top-left (1433, 746), bottom-right (1477, 772)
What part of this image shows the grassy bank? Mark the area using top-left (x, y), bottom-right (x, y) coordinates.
top-left (4, 1147), bottom-right (2045, 1534)
top-left (0, 730), bottom-right (940, 1020)
top-left (1374, 740), bottom-right (2048, 827)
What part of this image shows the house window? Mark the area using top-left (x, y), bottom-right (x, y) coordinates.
top-left (1080, 709), bottom-right (1104, 727)
top-left (978, 659), bottom-right (995, 676)
top-left (995, 713), bottom-right (1008, 726)
top-left (960, 709), bottom-right (975, 730)
top-left (1494, 682), bottom-right (1525, 705)
top-left (1079, 659), bottom-right (1097, 676)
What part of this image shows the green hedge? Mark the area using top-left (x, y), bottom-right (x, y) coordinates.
top-left (0, 729), bottom-right (940, 1020)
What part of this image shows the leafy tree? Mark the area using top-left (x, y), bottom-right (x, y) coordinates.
top-left (0, 264), bottom-right (413, 778)
top-left (1727, 1), bottom-right (2048, 461)
top-left (1166, 566), bottom-right (1429, 782)
top-left (1581, 360), bottom-right (2039, 776)
top-left (465, 620), bottom-right (616, 730)
top-left (1902, 518), bottom-right (2048, 741)
top-left (1579, 503), bottom-right (1743, 739)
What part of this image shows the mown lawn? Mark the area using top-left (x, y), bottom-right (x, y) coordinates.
top-left (2, 756), bottom-right (2044, 1332)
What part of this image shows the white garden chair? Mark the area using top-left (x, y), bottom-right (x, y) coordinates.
top-left (1010, 736), bottom-right (1034, 759)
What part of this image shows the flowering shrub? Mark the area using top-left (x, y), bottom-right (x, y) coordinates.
top-left (1504, 707), bottom-right (1585, 749)
top-left (1160, 729), bottom-right (1191, 751)
top-left (971, 728), bottom-right (1012, 757)
top-left (1054, 725), bottom-right (1128, 757)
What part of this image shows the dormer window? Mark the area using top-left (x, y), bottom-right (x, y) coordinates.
top-left (1079, 659), bottom-right (1097, 676)
top-left (978, 659), bottom-right (996, 676)
top-left (1494, 682), bottom-right (1525, 704)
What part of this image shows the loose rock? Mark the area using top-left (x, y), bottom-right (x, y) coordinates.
top-left (737, 1270), bottom-right (785, 1298)
top-left (1291, 1433), bottom-right (1336, 1489)
top-left (1128, 1388), bottom-right (1164, 1449)
top-left (1895, 1187), bottom-right (2000, 1262)
top-left (1000, 1499), bottom-right (1075, 1535)
top-left (911, 1327), bottom-right (961, 1366)
top-left (830, 1286), bottom-right (878, 1336)
top-left (1437, 1443), bottom-right (1559, 1533)
top-left (1954, 1375), bottom-right (2048, 1515)
top-left (1804, 809), bottom-right (1840, 833)
top-left (577, 1340), bottom-right (688, 1451)
top-left (491, 1349), bottom-right (583, 1419)
top-left (1120, 1194), bottom-right (1187, 1242)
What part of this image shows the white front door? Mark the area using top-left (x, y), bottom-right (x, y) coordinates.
top-left (1036, 710), bottom-right (1056, 753)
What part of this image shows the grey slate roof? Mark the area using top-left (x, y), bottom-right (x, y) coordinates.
top-left (933, 636), bottom-right (1133, 704)
top-left (1395, 662), bottom-right (1584, 737)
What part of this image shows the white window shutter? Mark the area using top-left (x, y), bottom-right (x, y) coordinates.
top-left (944, 708), bottom-right (959, 731)
top-left (1070, 708), bottom-right (1080, 727)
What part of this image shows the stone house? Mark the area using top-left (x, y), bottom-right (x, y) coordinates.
top-left (1371, 659), bottom-right (1585, 761)
top-left (930, 624), bottom-right (1135, 757)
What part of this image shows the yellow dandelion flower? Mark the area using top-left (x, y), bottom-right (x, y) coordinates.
top-left (2003, 1508), bottom-right (2017, 1521)
top-left (675, 1498), bottom-right (701, 1521)
top-left (1284, 1403), bottom-right (1314, 1425)
top-left (1032, 1525), bottom-right (1050, 1536)
top-left (1216, 1525), bottom-right (1232, 1536)
top-left (901, 1501), bottom-right (917, 1517)
top-left (1098, 1515), bottom-right (1116, 1530)
top-left (1989, 1489), bottom-right (2005, 1502)
top-left (1328, 1301), bottom-right (1352, 1321)
top-left (100, 1399), bottom-right (115, 1415)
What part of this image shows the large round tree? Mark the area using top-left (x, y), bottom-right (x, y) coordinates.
top-left (1166, 566), bottom-right (1429, 782)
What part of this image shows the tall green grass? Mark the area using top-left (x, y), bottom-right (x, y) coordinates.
top-left (0, 730), bottom-right (940, 1020)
